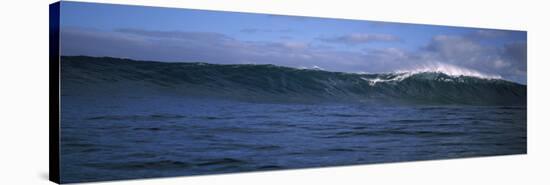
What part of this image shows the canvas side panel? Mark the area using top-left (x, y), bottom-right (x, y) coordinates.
top-left (49, 1), bottom-right (61, 184)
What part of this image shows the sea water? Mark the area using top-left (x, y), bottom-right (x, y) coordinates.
top-left (60, 95), bottom-right (526, 183)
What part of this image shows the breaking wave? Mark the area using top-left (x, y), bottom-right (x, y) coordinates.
top-left (362, 63), bottom-right (501, 86)
top-left (61, 56), bottom-right (526, 105)
top-left (397, 62), bottom-right (502, 79)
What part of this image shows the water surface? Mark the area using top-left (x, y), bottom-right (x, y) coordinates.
top-left (60, 95), bottom-right (526, 183)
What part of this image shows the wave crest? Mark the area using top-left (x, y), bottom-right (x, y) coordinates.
top-left (396, 63), bottom-right (502, 79)
top-left (61, 56), bottom-right (526, 105)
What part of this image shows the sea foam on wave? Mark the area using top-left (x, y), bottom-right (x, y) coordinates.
top-left (396, 62), bottom-right (502, 79)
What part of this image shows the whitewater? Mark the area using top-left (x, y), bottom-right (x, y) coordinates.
top-left (360, 63), bottom-right (502, 86)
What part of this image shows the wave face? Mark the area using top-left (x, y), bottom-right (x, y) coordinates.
top-left (61, 56), bottom-right (526, 105)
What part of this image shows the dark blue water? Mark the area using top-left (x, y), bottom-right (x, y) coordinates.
top-left (60, 95), bottom-right (526, 183)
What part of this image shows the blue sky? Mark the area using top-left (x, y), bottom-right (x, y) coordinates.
top-left (59, 1), bottom-right (527, 83)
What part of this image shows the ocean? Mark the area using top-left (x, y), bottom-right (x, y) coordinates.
top-left (59, 56), bottom-right (527, 183)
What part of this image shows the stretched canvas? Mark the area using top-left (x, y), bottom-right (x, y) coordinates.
top-left (49, 1), bottom-right (527, 183)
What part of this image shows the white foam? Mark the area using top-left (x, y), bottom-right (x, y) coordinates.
top-left (311, 65), bottom-right (325, 70)
top-left (361, 73), bottom-right (413, 86)
top-left (396, 63), bottom-right (501, 79)
top-left (361, 63), bottom-right (501, 86)
top-left (298, 65), bottom-right (325, 71)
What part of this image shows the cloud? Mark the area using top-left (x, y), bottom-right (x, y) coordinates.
top-left (240, 28), bottom-right (293, 34)
top-left (424, 35), bottom-right (486, 64)
top-left (240, 28), bottom-right (271, 34)
top-left (61, 27), bottom-right (374, 72)
top-left (468, 29), bottom-right (509, 39)
top-left (503, 41), bottom-right (527, 69)
top-left (318, 33), bottom-right (401, 45)
top-left (60, 27), bottom-right (152, 59)
top-left (418, 34), bottom-right (526, 83)
top-left (116, 28), bottom-right (232, 42)
top-left (60, 27), bottom-right (526, 84)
